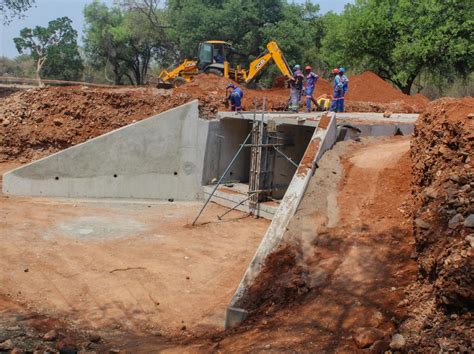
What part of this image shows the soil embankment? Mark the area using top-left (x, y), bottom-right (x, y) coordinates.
top-left (0, 72), bottom-right (429, 163)
top-left (400, 97), bottom-right (473, 351)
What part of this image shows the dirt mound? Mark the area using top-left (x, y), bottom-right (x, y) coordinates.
top-left (236, 244), bottom-right (311, 313)
top-left (177, 72), bottom-right (427, 113)
top-left (175, 74), bottom-right (289, 111)
top-left (0, 72), bottom-right (430, 162)
top-left (0, 87), bottom-right (191, 162)
top-left (346, 71), bottom-right (429, 112)
top-left (403, 97), bottom-right (474, 350)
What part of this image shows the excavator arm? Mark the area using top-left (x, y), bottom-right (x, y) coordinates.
top-left (243, 41), bottom-right (293, 83)
top-left (158, 59), bottom-right (198, 87)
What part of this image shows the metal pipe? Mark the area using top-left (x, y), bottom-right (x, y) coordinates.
top-left (273, 146), bottom-right (298, 168)
top-left (217, 192), bottom-right (257, 220)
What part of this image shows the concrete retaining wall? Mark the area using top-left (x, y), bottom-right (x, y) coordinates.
top-left (225, 113), bottom-right (337, 328)
top-left (3, 100), bottom-right (208, 200)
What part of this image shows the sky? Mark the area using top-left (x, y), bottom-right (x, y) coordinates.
top-left (0, 0), bottom-right (352, 58)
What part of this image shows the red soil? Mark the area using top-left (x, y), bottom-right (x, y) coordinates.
top-left (0, 71), bottom-right (430, 163)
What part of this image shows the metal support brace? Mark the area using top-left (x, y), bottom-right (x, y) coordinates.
top-left (273, 146), bottom-right (298, 168)
top-left (192, 130), bottom-right (252, 226)
top-left (217, 192), bottom-right (257, 220)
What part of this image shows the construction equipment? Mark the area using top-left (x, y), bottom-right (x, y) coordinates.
top-left (158, 40), bottom-right (292, 88)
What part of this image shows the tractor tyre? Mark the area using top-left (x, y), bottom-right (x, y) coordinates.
top-left (205, 68), bottom-right (224, 77)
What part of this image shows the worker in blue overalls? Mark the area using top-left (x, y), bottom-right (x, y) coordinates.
top-left (338, 67), bottom-right (349, 112)
top-left (304, 65), bottom-right (319, 112)
top-left (330, 67), bottom-right (349, 112)
top-left (226, 84), bottom-right (243, 112)
top-left (288, 64), bottom-right (304, 112)
top-left (293, 64), bottom-right (304, 105)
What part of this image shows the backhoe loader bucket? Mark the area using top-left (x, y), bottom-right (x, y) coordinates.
top-left (157, 80), bottom-right (173, 89)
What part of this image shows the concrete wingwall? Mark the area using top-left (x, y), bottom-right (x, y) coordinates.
top-left (3, 100), bottom-right (209, 200)
top-left (225, 113), bottom-right (337, 328)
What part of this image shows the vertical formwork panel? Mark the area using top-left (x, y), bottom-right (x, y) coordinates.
top-left (202, 118), bottom-right (252, 184)
top-left (271, 125), bottom-right (315, 199)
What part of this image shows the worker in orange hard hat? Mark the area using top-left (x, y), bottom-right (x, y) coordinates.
top-left (330, 67), bottom-right (348, 112)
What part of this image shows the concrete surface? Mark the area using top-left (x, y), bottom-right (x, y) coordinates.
top-left (203, 183), bottom-right (278, 220)
top-left (3, 100), bottom-right (210, 200)
top-left (225, 113), bottom-right (338, 328)
top-left (218, 111), bottom-right (419, 126)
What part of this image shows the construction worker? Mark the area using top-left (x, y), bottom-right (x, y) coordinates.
top-left (293, 64), bottom-right (304, 103)
top-left (214, 49), bottom-right (224, 64)
top-left (329, 67), bottom-right (349, 112)
top-left (337, 67), bottom-right (349, 112)
top-left (315, 94), bottom-right (332, 111)
top-left (226, 84), bottom-right (243, 112)
top-left (288, 64), bottom-right (304, 112)
top-left (304, 65), bottom-right (319, 112)
top-left (288, 77), bottom-right (299, 112)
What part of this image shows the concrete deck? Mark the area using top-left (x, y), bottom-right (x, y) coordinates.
top-left (217, 111), bottom-right (419, 126)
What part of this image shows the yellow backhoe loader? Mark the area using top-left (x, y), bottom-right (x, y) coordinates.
top-left (158, 40), bottom-right (292, 88)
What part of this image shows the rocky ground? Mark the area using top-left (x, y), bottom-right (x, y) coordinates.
top-left (400, 97), bottom-right (474, 351)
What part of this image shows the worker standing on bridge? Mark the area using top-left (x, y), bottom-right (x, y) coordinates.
top-left (304, 65), bottom-right (319, 112)
top-left (288, 65), bottom-right (304, 112)
top-left (330, 67), bottom-right (348, 112)
top-left (293, 64), bottom-right (304, 104)
top-left (337, 67), bottom-right (349, 112)
top-left (226, 84), bottom-right (244, 112)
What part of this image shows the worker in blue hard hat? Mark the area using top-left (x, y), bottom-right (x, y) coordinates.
top-left (330, 67), bottom-right (349, 112)
top-left (226, 84), bottom-right (244, 112)
top-left (288, 64), bottom-right (304, 112)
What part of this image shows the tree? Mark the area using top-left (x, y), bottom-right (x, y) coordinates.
top-left (14, 17), bottom-right (83, 86)
top-left (84, 1), bottom-right (170, 85)
top-left (0, 55), bottom-right (35, 77)
top-left (321, 0), bottom-right (474, 94)
top-left (165, 0), bottom-right (285, 60)
top-left (1, 0), bottom-right (35, 24)
top-left (262, 2), bottom-right (324, 69)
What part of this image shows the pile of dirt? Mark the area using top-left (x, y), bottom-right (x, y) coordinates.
top-left (176, 71), bottom-right (428, 113)
top-left (0, 87), bottom-right (192, 162)
top-left (402, 97), bottom-right (473, 350)
top-left (236, 244), bottom-right (311, 313)
top-left (0, 71), bottom-right (430, 162)
top-left (174, 74), bottom-right (289, 111)
top-left (346, 71), bottom-right (429, 111)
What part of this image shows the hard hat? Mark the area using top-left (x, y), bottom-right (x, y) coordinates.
top-left (332, 68), bottom-right (339, 74)
top-left (305, 65), bottom-right (312, 71)
top-left (226, 84), bottom-right (236, 89)
top-left (339, 67), bottom-right (345, 73)
top-left (294, 64), bottom-right (301, 70)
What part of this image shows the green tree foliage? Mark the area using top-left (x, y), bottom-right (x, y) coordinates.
top-left (261, 2), bottom-right (324, 69)
top-left (0, 55), bottom-right (35, 78)
top-left (14, 17), bottom-right (83, 85)
top-left (166, 0), bottom-right (286, 60)
top-left (84, 0), bottom-right (170, 85)
top-left (1, 0), bottom-right (35, 24)
top-left (321, 0), bottom-right (474, 94)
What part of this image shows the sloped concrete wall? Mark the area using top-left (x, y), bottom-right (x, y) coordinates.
top-left (225, 113), bottom-right (338, 328)
top-left (3, 100), bottom-right (208, 200)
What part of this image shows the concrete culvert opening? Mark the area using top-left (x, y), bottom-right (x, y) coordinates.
top-left (203, 118), bottom-right (315, 219)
